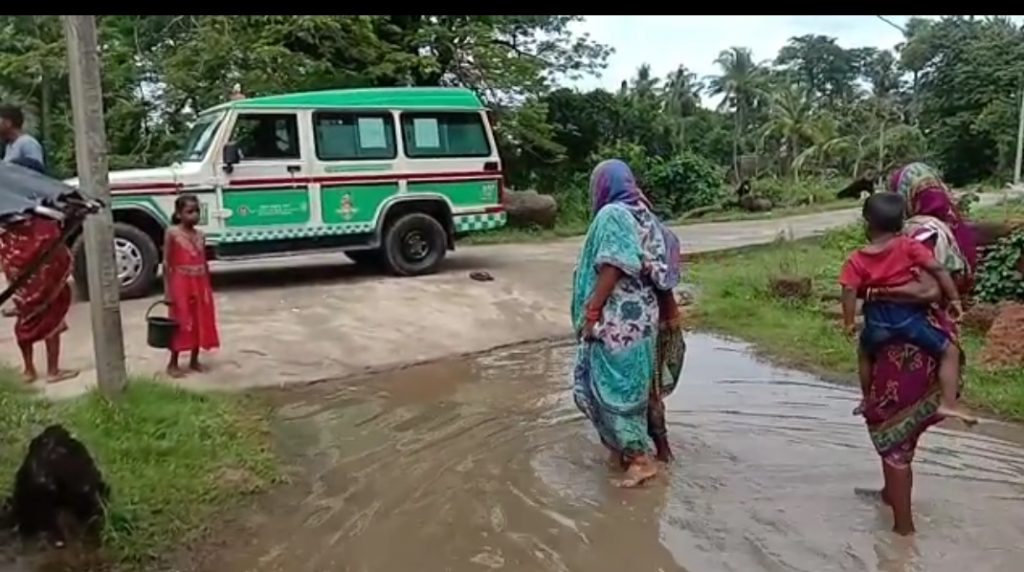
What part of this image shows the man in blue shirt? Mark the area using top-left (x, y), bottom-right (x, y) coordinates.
top-left (0, 105), bottom-right (44, 167)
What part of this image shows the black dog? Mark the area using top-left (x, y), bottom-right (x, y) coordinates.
top-left (8, 424), bottom-right (110, 547)
top-left (836, 174), bottom-right (878, 200)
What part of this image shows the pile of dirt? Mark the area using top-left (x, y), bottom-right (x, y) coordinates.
top-left (979, 302), bottom-right (1024, 369)
top-left (769, 276), bottom-right (812, 301)
top-left (962, 302), bottom-right (1001, 336)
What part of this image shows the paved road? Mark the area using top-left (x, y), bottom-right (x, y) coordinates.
top-left (1, 195), bottom-right (1008, 399)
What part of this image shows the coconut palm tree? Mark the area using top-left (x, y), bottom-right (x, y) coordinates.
top-left (663, 64), bottom-right (702, 148)
top-left (629, 63), bottom-right (660, 100)
top-left (758, 84), bottom-right (820, 177)
top-left (706, 47), bottom-right (762, 180)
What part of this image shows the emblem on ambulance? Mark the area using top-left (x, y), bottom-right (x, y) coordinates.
top-left (481, 182), bottom-right (498, 201)
top-left (337, 193), bottom-right (358, 221)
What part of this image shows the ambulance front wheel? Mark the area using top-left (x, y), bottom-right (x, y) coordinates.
top-left (72, 222), bottom-right (159, 301)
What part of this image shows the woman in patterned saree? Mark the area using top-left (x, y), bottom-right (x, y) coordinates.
top-left (571, 159), bottom-right (686, 488)
top-left (0, 157), bottom-right (78, 383)
top-left (858, 162), bottom-right (979, 535)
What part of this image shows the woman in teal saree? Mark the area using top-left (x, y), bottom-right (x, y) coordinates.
top-left (572, 159), bottom-right (686, 488)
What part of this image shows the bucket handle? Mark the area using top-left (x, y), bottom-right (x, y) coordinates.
top-left (145, 300), bottom-right (170, 320)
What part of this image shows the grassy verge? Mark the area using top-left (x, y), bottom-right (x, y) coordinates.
top-left (0, 372), bottom-right (276, 566)
top-left (687, 212), bottom-right (1024, 421)
top-left (972, 195), bottom-right (1024, 221)
top-left (459, 220), bottom-right (589, 246)
top-left (675, 198), bottom-right (859, 224)
top-left (461, 199), bottom-right (857, 246)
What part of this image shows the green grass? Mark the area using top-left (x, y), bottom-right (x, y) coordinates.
top-left (0, 372), bottom-right (277, 566)
top-left (675, 198), bottom-right (859, 224)
top-left (459, 220), bottom-right (590, 245)
top-left (460, 199), bottom-right (857, 246)
top-left (972, 195), bottom-right (1024, 222)
top-left (688, 225), bottom-right (1024, 421)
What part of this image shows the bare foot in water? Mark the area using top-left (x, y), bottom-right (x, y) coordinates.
top-left (607, 451), bottom-right (626, 470)
top-left (22, 368), bottom-right (37, 384)
top-left (46, 369), bottom-right (79, 384)
top-left (613, 457), bottom-right (658, 488)
top-left (654, 447), bottom-right (675, 464)
top-left (893, 522), bottom-right (916, 536)
top-left (166, 365), bottom-right (186, 379)
top-left (653, 437), bottom-right (674, 463)
top-left (936, 404), bottom-right (978, 426)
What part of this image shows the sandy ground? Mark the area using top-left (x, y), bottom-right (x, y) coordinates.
top-left (0, 195), bottom-right (1010, 399)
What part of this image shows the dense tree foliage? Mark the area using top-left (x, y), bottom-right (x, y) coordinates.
top-left (1, 16), bottom-right (1022, 220)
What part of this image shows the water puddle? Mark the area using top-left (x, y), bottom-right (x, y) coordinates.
top-left (178, 333), bottom-right (1024, 572)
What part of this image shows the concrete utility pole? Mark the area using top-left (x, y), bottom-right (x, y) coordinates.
top-left (64, 15), bottom-right (127, 396)
top-left (1014, 81), bottom-right (1024, 185)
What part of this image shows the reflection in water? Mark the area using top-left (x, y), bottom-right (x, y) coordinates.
top-left (181, 334), bottom-right (1024, 572)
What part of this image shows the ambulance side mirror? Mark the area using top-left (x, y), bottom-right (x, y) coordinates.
top-left (222, 143), bottom-right (241, 174)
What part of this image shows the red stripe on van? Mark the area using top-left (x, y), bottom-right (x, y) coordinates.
top-left (108, 170), bottom-right (504, 194)
top-left (110, 181), bottom-right (181, 191)
top-left (228, 170), bottom-right (501, 188)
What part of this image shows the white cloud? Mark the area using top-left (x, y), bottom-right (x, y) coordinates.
top-left (565, 16), bottom-right (1019, 106)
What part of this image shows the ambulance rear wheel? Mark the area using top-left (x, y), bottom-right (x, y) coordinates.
top-left (382, 213), bottom-right (446, 276)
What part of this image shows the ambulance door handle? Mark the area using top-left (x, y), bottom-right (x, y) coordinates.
top-left (286, 165), bottom-right (301, 174)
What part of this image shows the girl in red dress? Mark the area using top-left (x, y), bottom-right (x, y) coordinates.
top-left (163, 195), bottom-right (219, 377)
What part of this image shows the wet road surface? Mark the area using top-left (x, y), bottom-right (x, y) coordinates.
top-left (185, 333), bottom-right (1024, 572)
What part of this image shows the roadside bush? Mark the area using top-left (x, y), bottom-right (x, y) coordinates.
top-left (592, 140), bottom-right (651, 175)
top-left (645, 151), bottom-right (723, 217)
top-left (588, 142), bottom-right (723, 219)
top-left (556, 171), bottom-right (592, 226)
top-left (974, 230), bottom-right (1024, 303)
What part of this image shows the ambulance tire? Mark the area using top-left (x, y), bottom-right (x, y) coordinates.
top-left (382, 213), bottom-right (447, 276)
top-left (72, 223), bottom-right (159, 301)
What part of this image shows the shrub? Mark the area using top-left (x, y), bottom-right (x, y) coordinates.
top-left (592, 140), bottom-right (652, 176)
top-left (645, 151), bottom-right (723, 217)
top-left (585, 143), bottom-right (723, 219)
top-left (974, 230), bottom-right (1024, 303)
top-left (556, 171), bottom-right (592, 226)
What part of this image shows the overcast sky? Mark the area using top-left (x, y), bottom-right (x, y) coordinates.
top-left (566, 16), bottom-right (1017, 105)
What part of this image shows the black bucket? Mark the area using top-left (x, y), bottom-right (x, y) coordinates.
top-left (146, 301), bottom-right (178, 349)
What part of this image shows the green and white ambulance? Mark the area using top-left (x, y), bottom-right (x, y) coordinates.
top-left (68, 87), bottom-right (506, 299)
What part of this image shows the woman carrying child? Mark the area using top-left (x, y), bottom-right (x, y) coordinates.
top-left (839, 192), bottom-right (971, 424)
top-left (852, 162), bottom-right (979, 536)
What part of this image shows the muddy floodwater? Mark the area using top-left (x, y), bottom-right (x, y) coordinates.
top-left (183, 333), bottom-right (1024, 572)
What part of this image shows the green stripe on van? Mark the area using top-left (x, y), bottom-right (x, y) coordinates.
top-left (407, 179), bottom-right (499, 207)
